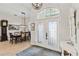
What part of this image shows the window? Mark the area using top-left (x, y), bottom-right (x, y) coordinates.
top-left (37, 8), bottom-right (60, 19)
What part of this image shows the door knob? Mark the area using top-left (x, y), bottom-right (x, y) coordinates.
top-left (46, 32), bottom-right (48, 40)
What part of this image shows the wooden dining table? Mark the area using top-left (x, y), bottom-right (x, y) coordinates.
top-left (10, 31), bottom-right (31, 44)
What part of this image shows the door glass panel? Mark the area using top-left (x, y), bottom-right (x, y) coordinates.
top-left (37, 23), bottom-right (44, 43)
top-left (48, 22), bottom-right (57, 46)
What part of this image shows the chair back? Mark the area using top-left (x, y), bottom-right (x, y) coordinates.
top-left (9, 33), bottom-right (13, 38)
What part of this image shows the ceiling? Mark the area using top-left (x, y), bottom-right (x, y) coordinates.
top-left (0, 3), bottom-right (78, 18)
top-left (0, 3), bottom-right (32, 17)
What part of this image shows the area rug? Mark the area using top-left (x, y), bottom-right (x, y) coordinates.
top-left (16, 46), bottom-right (61, 56)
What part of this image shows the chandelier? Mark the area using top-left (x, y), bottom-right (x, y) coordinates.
top-left (32, 3), bottom-right (43, 10)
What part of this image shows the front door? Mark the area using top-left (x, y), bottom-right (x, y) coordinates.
top-left (48, 21), bottom-right (58, 48)
top-left (36, 20), bottom-right (59, 50)
top-left (37, 21), bottom-right (47, 45)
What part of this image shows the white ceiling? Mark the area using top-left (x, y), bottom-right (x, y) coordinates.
top-left (0, 3), bottom-right (78, 17)
top-left (0, 3), bottom-right (32, 17)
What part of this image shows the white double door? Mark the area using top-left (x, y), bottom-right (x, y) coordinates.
top-left (36, 20), bottom-right (59, 50)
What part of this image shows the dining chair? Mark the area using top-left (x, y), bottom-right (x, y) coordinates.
top-left (20, 32), bottom-right (26, 41)
top-left (26, 32), bottom-right (30, 41)
top-left (9, 33), bottom-right (14, 44)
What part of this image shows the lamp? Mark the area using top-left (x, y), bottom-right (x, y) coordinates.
top-left (32, 3), bottom-right (43, 10)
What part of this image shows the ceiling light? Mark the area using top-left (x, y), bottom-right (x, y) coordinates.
top-left (32, 3), bottom-right (43, 10)
top-left (21, 11), bottom-right (26, 15)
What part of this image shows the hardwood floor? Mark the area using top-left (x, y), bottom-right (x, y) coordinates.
top-left (0, 41), bottom-right (31, 56)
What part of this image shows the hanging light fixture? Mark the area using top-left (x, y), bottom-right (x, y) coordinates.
top-left (32, 3), bottom-right (43, 10)
top-left (21, 11), bottom-right (26, 15)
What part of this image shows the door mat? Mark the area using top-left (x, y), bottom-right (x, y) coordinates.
top-left (16, 46), bottom-right (61, 56)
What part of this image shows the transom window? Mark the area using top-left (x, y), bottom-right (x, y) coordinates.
top-left (37, 8), bottom-right (60, 19)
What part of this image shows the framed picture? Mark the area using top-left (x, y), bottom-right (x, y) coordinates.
top-left (31, 23), bottom-right (35, 31)
top-left (8, 24), bottom-right (19, 30)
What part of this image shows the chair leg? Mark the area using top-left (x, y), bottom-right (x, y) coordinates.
top-left (15, 38), bottom-right (18, 44)
top-left (19, 37), bottom-right (22, 42)
top-left (10, 39), bottom-right (13, 44)
top-left (20, 38), bottom-right (23, 42)
top-left (12, 40), bottom-right (13, 44)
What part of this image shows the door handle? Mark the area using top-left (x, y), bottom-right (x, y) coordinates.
top-left (46, 32), bottom-right (48, 40)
